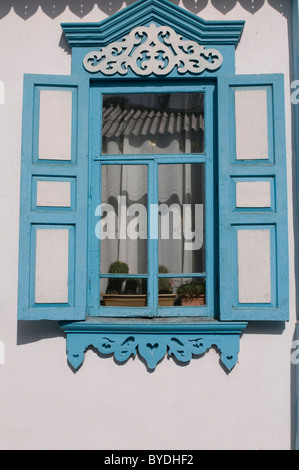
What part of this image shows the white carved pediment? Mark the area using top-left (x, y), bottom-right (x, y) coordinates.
top-left (83, 23), bottom-right (223, 76)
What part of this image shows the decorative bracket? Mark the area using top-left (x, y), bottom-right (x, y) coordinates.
top-left (59, 320), bottom-right (247, 372)
top-left (83, 23), bottom-right (223, 76)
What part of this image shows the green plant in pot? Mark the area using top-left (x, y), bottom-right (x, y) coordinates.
top-left (103, 262), bottom-right (176, 307)
top-left (177, 280), bottom-right (206, 306)
top-left (158, 265), bottom-right (176, 306)
top-left (123, 278), bottom-right (140, 295)
top-left (105, 261), bottom-right (129, 294)
top-left (158, 265), bottom-right (171, 293)
top-left (103, 261), bottom-right (146, 307)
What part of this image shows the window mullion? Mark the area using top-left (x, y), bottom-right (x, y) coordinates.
top-left (148, 160), bottom-right (159, 317)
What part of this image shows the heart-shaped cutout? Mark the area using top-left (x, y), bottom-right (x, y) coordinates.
top-left (147, 342), bottom-right (159, 352)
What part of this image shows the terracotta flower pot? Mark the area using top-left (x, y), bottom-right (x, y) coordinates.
top-left (179, 294), bottom-right (206, 306)
top-left (103, 293), bottom-right (177, 307)
top-left (158, 294), bottom-right (176, 306)
top-left (103, 294), bottom-right (147, 307)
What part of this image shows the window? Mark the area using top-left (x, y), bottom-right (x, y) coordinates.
top-left (18, 0), bottom-right (289, 370)
top-left (89, 86), bottom-right (214, 318)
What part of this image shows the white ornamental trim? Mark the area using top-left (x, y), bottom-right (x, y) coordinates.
top-left (83, 23), bottom-right (223, 76)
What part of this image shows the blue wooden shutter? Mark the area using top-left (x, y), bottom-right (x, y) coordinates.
top-left (218, 74), bottom-right (289, 321)
top-left (18, 74), bottom-right (89, 320)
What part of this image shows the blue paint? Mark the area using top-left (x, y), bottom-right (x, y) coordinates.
top-left (31, 176), bottom-right (76, 213)
top-left (18, 74), bottom-right (89, 321)
top-left (61, 0), bottom-right (244, 78)
top-left (291, 0), bottom-right (299, 451)
top-left (17, 0), bottom-right (290, 374)
top-left (217, 74), bottom-right (289, 322)
top-left (88, 82), bottom-right (215, 319)
top-left (231, 176), bottom-right (276, 213)
top-left (59, 319), bottom-right (248, 371)
top-left (29, 224), bottom-right (75, 309)
top-left (231, 224), bottom-right (278, 313)
top-left (32, 85), bottom-right (78, 165)
top-left (62, 0), bottom-right (244, 47)
top-left (229, 85), bottom-right (274, 165)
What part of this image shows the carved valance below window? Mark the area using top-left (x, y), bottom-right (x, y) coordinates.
top-left (60, 320), bottom-right (248, 372)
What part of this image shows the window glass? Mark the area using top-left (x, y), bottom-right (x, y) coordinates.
top-left (158, 163), bottom-right (205, 274)
top-left (158, 277), bottom-right (206, 307)
top-left (101, 278), bottom-right (148, 307)
top-left (98, 92), bottom-right (208, 314)
top-left (100, 164), bottom-right (148, 275)
top-left (102, 93), bottom-right (205, 155)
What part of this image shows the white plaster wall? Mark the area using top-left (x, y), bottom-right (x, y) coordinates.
top-left (0, 0), bottom-right (295, 450)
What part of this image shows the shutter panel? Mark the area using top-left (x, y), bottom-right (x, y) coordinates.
top-left (18, 74), bottom-right (89, 320)
top-left (218, 74), bottom-right (289, 321)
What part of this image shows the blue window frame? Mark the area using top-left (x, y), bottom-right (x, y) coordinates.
top-left (88, 81), bottom-right (215, 319)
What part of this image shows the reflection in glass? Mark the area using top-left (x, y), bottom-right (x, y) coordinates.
top-left (175, 278), bottom-right (206, 306)
top-left (100, 165), bottom-right (148, 274)
top-left (102, 93), bottom-right (205, 155)
top-left (101, 277), bottom-right (148, 307)
top-left (158, 277), bottom-right (206, 307)
top-left (158, 164), bottom-right (205, 274)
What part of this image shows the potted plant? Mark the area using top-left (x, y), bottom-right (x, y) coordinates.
top-left (177, 280), bottom-right (206, 306)
top-left (123, 278), bottom-right (147, 306)
top-left (103, 261), bottom-right (147, 307)
top-left (105, 261), bottom-right (129, 294)
top-left (102, 262), bottom-right (176, 307)
top-left (158, 265), bottom-right (176, 306)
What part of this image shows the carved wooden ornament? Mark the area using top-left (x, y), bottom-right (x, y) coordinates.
top-left (83, 23), bottom-right (223, 76)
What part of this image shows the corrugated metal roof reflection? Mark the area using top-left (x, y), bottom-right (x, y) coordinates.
top-left (102, 105), bottom-right (204, 138)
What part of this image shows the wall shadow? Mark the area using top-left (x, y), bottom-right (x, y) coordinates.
top-left (244, 321), bottom-right (286, 335)
top-left (0, 0), bottom-right (291, 21)
top-left (17, 320), bottom-right (64, 345)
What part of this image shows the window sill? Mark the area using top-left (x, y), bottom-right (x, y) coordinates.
top-left (59, 317), bottom-right (247, 372)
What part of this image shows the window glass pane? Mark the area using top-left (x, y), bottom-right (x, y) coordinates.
top-left (102, 93), bottom-right (204, 155)
top-left (158, 163), bottom-right (205, 274)
top-left (100, 164), bottom-right (148, 274)
top-left (101, 278), bottom-right (147, 307)
top-left (158, 277), bottom-right (206, 307)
